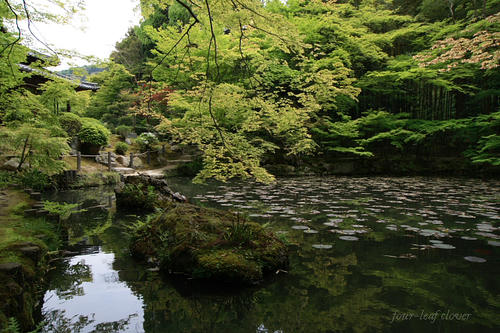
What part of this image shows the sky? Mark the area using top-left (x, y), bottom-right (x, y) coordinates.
top-left (25, 0), bottom-right (142, 70)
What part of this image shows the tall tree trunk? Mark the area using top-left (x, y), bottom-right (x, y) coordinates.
top-left (448, 0), bottom-right (456, 22)
top-left (17, 135), bottom-right (30, 171)
top-left (455, 92), bottom-right (466, 118)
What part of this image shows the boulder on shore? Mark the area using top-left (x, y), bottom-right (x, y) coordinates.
top-left (116, 155), bottom-right (130, 167)
top-left (2, 158), bottom-right (28, 171)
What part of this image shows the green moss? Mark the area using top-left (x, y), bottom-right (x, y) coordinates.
top-left (196, 250), bottom-right (262, 282)
top-left (0, 190), bottom-right (63, 331)
top-left (130, 203), bottom-right (288, 285)
top-left (116, 183), bottom-right (158, 211)
top-left (9, 202), bottom-right (30, 217)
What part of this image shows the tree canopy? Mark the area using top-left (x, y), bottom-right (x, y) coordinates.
top-left (1, 0), bottom-right (499, 181)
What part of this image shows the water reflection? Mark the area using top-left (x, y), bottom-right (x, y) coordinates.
top-left (40, 178), bottom-right (500, 332)
top-left (42, 251), bottom-right (144, 333)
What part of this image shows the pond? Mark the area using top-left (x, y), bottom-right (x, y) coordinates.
top-left (40, 177), bottom-right (500, 332)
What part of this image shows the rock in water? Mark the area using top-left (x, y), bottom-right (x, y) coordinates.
top-left (130, 203), bottom-right (289, 285)
top-left (115, 174), bottom-right (187, 211)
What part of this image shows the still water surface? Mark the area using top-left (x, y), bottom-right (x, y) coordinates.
top-left (41, 177), bottom-right (500, 332)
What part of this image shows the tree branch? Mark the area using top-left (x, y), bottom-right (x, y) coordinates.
top-left (175, 0), bottom-right (200, 23)
top-left (148, 20), bottom-right (198, 111)
top-left (1, 0), bottom-right (22, 76)
top-left (238, 19), bottom-right (262, 87)
top-left (21, 0), bottom-right (59, 57)
top-left (204, 0), bottom-right (220, 80)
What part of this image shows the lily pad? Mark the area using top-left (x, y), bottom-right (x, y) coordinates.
top-left (339, 236), bottom-right (359, 241)
top-left (304, 229), bottom-right (319, 234)
top-left (464, 256), bottom-right (486, 263)
top-left (312, 244), bottom-right (332, 249)
top-left (429, 240), bottom-right (443, 244)
top-left (431, 243), bottom-right (456, 249)
top-left (461, 236), bottom-right (477, 241)
top-left (488, 240), bottom-right (500, 247)
top-left (291, 226), bottom-right (309, 230)
top-left (339, 229), bottom-right (357, 235)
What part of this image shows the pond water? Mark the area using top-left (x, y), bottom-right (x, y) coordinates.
top-left (40, 177), bottom-right (500, 332)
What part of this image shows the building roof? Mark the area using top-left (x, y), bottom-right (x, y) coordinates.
top-left (19, 62), bottom-right (100, 92)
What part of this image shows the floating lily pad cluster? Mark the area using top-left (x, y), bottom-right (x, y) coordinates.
top-left (187, 177), bottom-right (499, 259)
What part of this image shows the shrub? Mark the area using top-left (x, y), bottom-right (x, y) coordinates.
top-left (115, 142), bottom-right (129, 155)
top-left (115, 125), bottom-right (132, 139)
top-left (101, 113), bottom-right (119, 128)
top-left (4, 109), bottom-right (33, 122)
top-left (59, 112), bottom-right (83, 137)
top-left (136, 132), bottom-right (158, 152)
top-left (18, 169), bottom-right (53, 191)
top-left (116, 184), bottom-right (158, 211)
top-left (0, 170), bottom-right (15, 189)
top-left (117, 116), bottom-right (134, 126)
top-left (78, 118), bottom-right (110, 146)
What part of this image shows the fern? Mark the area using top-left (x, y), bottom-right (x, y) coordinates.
top-left (2, 318), bottom-right (20, 333)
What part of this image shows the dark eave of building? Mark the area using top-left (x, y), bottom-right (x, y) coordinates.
top-left (18, 63), bottom-right (100, 92)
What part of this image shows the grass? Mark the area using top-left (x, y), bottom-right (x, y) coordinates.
top-left (63, 155), bottom-right (110, 173)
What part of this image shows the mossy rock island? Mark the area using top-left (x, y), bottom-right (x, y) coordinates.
top-left (129, 203), bottom-right (289, 285)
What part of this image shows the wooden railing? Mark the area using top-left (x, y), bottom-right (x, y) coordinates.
top-left (66, 145), bottom-right (167, 172)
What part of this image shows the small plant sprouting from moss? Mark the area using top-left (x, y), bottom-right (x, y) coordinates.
top-left (224, 212), bottom-right (254, 246)
top-left (117, 184), bottom-right (158, 211)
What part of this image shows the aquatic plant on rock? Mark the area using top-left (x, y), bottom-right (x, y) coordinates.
top-left (115, 175), bottom-right (186, 211)
top-left (129, 203), bottom-right (289, 285)
top-left (116, 183), bottom-right (158, 211)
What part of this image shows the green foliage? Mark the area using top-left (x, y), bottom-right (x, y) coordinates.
top-left (467, 110), bottom-right (500, 166)
top-left (77, 118), bottom-right (111, 146)
top-left (115, 142), bottom-right (129, 155)
top-left (0, 171), bottom-right (15, 189)
top-left (39, 80), bottom-right (76, 115)
top-left (86, 63), bottom-right (135, 120)
top-left (224, 216), bottom-right (254, 246)
top-left (129, 203), bottom-right (288, 284)
top-left (2, 317), bottom-right (20, 333)
top-left (0, 124), bottom-right (70, 175)
top-left (471, 134), bottom-right (500, 165)
top-left (17, 170), bottom-right (53, 191)
top-left (117, 184), bottom-right (158, 211)
top-left (115, 125), bottom-right (132, 139)
top-left (110, 28), bottom-right (148, 79)
top-left (43, 201), bottom-right (84, 220)
top-left (135, 132), bottom-right (158, 152)
top-left (3, 108), bottom-right (33, 122)
top-left (59, 112), bottom-right (83, 137)
top-left (419, 0), bottom-right (449, 22)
